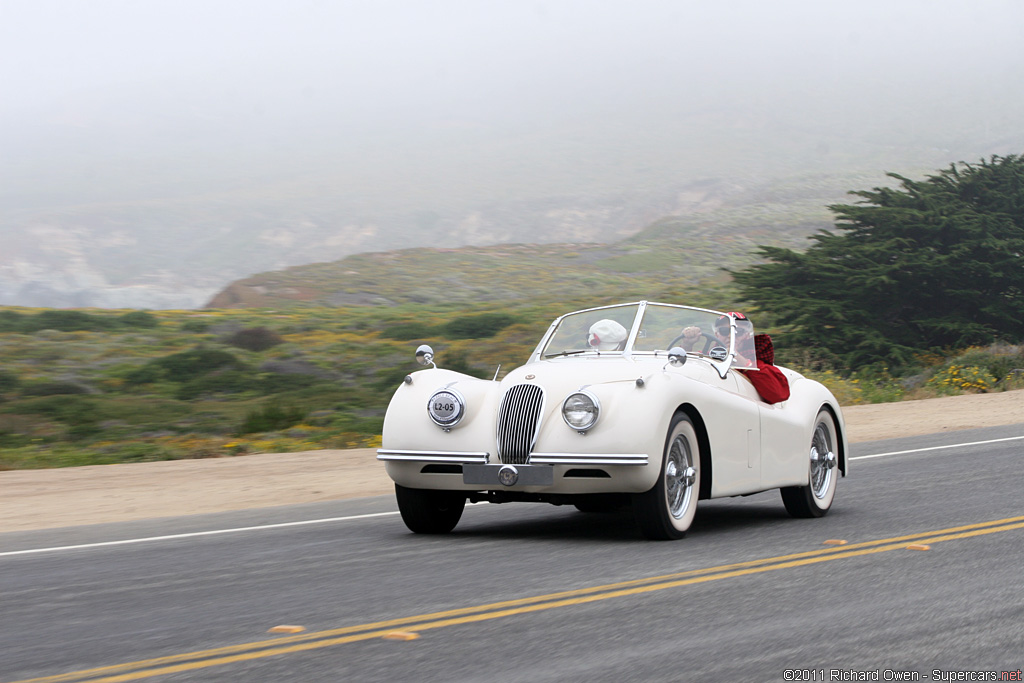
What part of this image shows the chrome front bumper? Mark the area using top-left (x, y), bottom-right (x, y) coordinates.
top-left (376, 449), bottom-right (489, 464)
top-left (376, 449), bottom-right (647, 467)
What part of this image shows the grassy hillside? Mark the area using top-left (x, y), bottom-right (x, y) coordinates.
top-left (0, 303), bottom-right (584, 469)
top-left (2, 297), bottom-right (1022, 471)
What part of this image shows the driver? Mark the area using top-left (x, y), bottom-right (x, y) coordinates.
top-left (677, 312), bottom-right (755, 366)
top-left (588, 319), bottom-right (628, 351)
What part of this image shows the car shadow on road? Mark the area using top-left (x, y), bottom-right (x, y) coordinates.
top-left (443, 494), bottom-right (800, 543)
top-left (451, 504), bottom-right (643, 543)
top-left (688, 498), bottom-right (794, 538)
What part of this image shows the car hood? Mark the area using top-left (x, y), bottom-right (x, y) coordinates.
top-left (499, 355), bottom-right (658, 393)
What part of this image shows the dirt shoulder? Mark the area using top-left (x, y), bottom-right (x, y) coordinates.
top-left (3, 390), bottom-right (1023, 533)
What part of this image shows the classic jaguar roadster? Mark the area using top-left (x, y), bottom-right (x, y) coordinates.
top-left (377, 301), bottom-right (847, 540)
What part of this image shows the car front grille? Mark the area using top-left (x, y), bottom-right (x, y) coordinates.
top-left (496, 383), bottom-right (545, 464)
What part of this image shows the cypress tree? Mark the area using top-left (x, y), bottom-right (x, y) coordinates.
top-left (732, 154), bottom-right (1024, 368)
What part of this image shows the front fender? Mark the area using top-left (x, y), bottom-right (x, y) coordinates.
top-left (380, 368), bottom-right (500, 455)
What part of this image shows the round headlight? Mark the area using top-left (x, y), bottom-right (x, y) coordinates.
top-left (427, 389), bottom-right (465, 428)
top-left (562, 390), bottom-right (600, 431)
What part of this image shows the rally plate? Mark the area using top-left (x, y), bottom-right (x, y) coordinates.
top-left (463, 464), bottom-right (554, 487)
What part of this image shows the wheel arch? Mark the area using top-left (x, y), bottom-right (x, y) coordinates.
top-left (676, 403), bottom-right (713, 500)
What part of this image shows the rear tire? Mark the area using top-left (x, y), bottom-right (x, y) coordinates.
top-left (633, 413), bottom-right (701, 540)
top-left (781, 409), bottom-right (838, 518)
top-left (395, 484), bottom-right (466, 534)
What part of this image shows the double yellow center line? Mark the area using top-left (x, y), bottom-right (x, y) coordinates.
top-left (12, 515), bottom-right (1024, 683)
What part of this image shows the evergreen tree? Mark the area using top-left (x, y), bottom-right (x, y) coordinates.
top-left (732, 155), bottom-right (1024, 368)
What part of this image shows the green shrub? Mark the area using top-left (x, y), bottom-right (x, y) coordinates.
top-left (443, 351), bottom-right (489, 379)
top-left (224, 327), bottom-right (284, 351)
top-left (111, 442), bottom-right (180, 462)
top-left (21, 382), bottom-right (92, 397)
top-left (0, 371), bottom-right (20, 393)
top-left (257, 373), bottom-right (323, 394)
top-left (237, 402), bottom-right (306, 435)
top-left (0, 429), bottom-right (33, 447)
top-left (127, 348), bottom-right (245, 385)
top-left (330, 414), bottom-right (384, 434)
top-left (175, 370), bottom-right (261, 400)
top-left (10, 395), bottom-right (101, 425)
top-left (157, 348), bottom-right (243, 377)
top-left (66, 422), bottom-right (103, 440)
top-left (442, 313), bottom-right (517, 339)
top-left (372, 366), bottom-right (413, 391)
top-left (849, 368), bottom-right (905, 403)
top-left (192, 372), bottom-right (326, 402)
top-left (123, 364), bottom-right (164, 385)
top-left (119, 311), bottom-right (159, 328)
top-left (0, 311), bottom-right (26, 332)
top-left (181, 320), bottom-right (210, 333)
top-left (381, 322), bottom-right (436, 341)
top-left (951, 346), bottom-right (1024, 387)
top-left (927, 364), bottom-right (998, 395)
top-left (32, 310), bottom-right (111, 332)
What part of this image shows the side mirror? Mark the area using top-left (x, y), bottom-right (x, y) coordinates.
top-left (668, 346), bottom-right (688, 367)
top-left (415, 344), bottom-right (435, 367)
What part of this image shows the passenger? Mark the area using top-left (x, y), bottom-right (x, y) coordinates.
top-left (721, 314), bottom-right (756, 368)
top-left (739, 333), bottom-right (791, 404)
top-left (588, 319), bottom-right (628, 351)
top-left (679, 313), bottom-right (788, 403)
top-left (678, 312), bottom-right (755, 366)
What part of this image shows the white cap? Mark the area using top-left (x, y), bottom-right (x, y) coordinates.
top-left (588, 319), bottom-right (628, 350)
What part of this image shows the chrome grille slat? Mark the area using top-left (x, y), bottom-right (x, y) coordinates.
top-left (497, 383), bottom-right (544, 464)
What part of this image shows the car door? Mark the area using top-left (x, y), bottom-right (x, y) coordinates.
top-left (731, 368), bottom-right (808, 489)
top-left (699, 366), bottom-right (762, 496)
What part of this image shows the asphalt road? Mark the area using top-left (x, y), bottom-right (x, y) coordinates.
top-left (3, 425), bottom-right (1024, 683)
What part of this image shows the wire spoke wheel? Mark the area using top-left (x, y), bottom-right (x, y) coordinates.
top-left (781, 409), bottom-right (839, 518)
top-left (809, 421), bottom-right (835, 500)
top-left (633, 413), bottom-right (701, 540)
top-left (664, 434), bottom-right (696, 519)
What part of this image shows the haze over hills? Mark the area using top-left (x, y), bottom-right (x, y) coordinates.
top-left (2, 1), bottom-right (1023, 309)
top-left (202, 170), bottom-right (870, 309)
top-left (6, 105), bottom-right (1017, 311)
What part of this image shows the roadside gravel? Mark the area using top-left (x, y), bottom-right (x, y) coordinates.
top-left (3, 390), bottom-right (1022, 532)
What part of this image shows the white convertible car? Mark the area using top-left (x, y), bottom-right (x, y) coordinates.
top-left (377, 301), bottom-right (847, 540)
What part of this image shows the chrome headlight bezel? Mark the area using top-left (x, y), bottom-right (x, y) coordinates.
top-left (561, 390), bottom-right (600, 432)
top-left (426, 388), bottom-right (466, 428)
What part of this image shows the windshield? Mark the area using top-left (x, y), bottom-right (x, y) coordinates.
top-left (537, 302), bottom-right (757, 368)
top-left (540, 304), bottom-right (639, 358)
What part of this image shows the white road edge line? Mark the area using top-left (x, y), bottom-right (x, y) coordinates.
top-left (850, 435), bottom-right (1024, 461)
top-left (5, 436), bottom-right (1022, 558)
top-left (0, 511), bottom-right (400, 558)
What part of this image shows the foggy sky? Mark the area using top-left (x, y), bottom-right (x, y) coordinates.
top-left (4, 0), bottom-right (1023, 135)
top-left (1, 1), bottom-right (1023, 308)
top-left (3, 0), bottom-right (1023, 209)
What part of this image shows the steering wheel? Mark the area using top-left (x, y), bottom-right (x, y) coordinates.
top-left (667, 332), bottom-right (718, 355)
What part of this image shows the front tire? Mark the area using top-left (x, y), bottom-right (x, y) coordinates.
top-left (633, 413), bottom-right (701, 540)
top-left (781, 409), bottom-right (839, 518)
top-left (395, 484), bottom-right (466, 534)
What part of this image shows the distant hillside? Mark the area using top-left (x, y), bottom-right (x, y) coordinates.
top-left (204, 171), bottom-right (873, 309)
